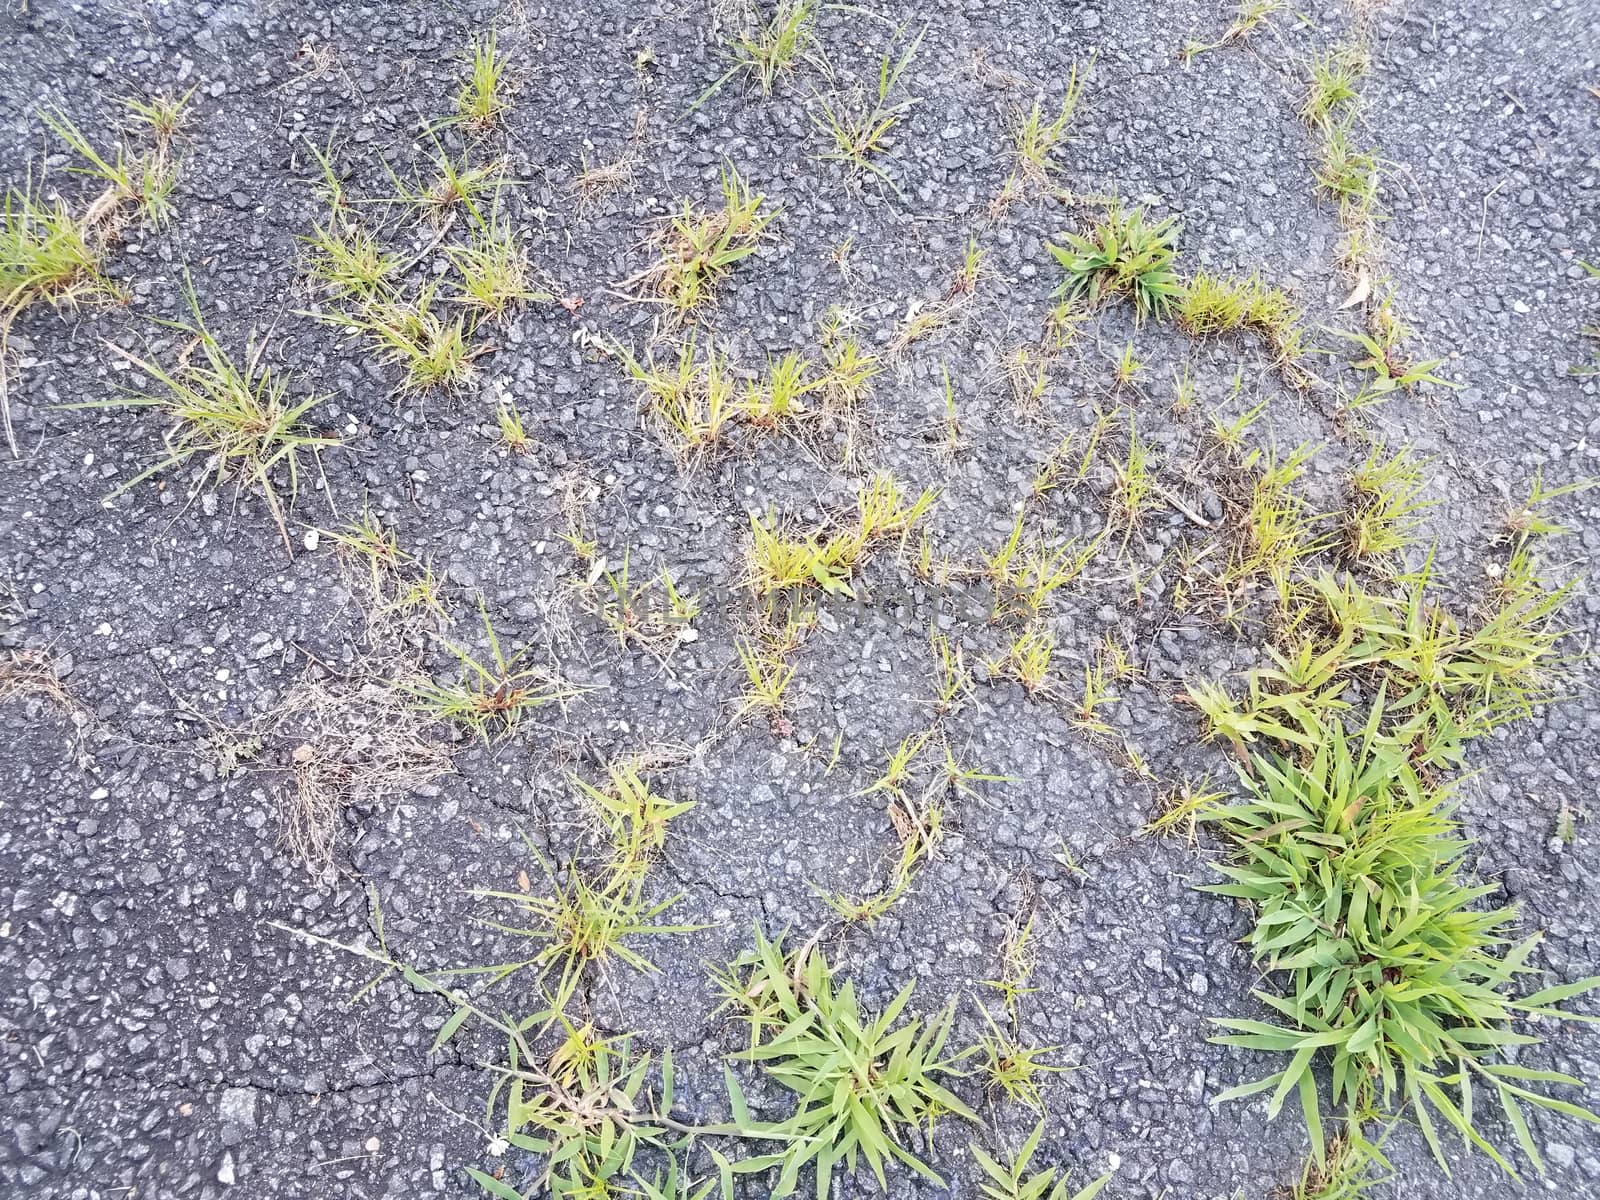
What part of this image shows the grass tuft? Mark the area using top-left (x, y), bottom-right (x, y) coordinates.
top-left (83, 280), bottom-right (335, 549)
top-left (632, 164), bottom-right (776, 321)
top-left (1049, 202), bottom-right (1182, 320)
top-left (714, 928), bottom-right (978, 1196)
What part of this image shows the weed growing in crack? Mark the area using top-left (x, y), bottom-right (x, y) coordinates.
top-left (987, 626), bottom-right (1056, 696)
top-left (1335, 297), bottom-right (1455, 401)
top-left (475, 1022), bottom-right (693, 1199)
top-left (1206, 712), bottom-right (1600, 1180)
top-left (1288, 1103), bottom-right (1392, 1200)
top-left (44, 107), bottom-right (181, 228)
top-left (1049, 202), bottom-right (1182, 321)
top-left (1182, 0), bottom-right (1284, 61)
top-left (1301, 46), bottom-right (1369, 126)
top-left (81, 279), bottom-right (335, 550)
top-left (323, 281), bottom-right (478, 393)
top-left (1178, 271), bottom-right (1309, 382)
top-left (744, 473), bottom-right (936, 600)
top-left (572, 760), bottom-right (695, 881)
top-left (734, 621), bottom-right (804, 733)
top-left (714, 927), bottom-right (979, 1196)
top-left (1009, 57), bottom-right (1090, 192)
top-left (972, 915), bottom-right (1069, 1113)
top-left (982, 511), bottom-right (1106, 622)
top-left (1341, 442), bottom-right (1433, 564)
top-left (701, 0), bottom-right (820, 101)
top-left (494, 397), bottom-right (534, 454)
top-left (472, 840), bottom-right (702, 1009)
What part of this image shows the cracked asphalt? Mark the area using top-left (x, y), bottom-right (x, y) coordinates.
top-left (3, 1), bottom-right (1599, 1198)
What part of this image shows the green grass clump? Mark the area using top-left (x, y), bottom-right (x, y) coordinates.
top-left (84, 281), bottom-right (334, 548)
top-left (1049, 203), bottom-right (1181, 320)
top-left (445, 211), bottom-right (545, 324)
top-left (1315, 119), bottom-right (1380, 221)
top-left (714, 927), bottom-right (978, 1197)
top-left (703, 0), bottom-right (820, 100)
top-left (1342, 442), bottom-right (1433, 564)
top-left (3, 103), bottom-right (189, 454)
top-left (1009, 57), bottom-right (1090, 191)
top-left (301, 217), bottom-right (397, 301)
top-left (619, 332), bottom-right (739, 460)
top-left (323, 281), bottom-right (477, 392)
top-left (812, 29), bottom-right (923, 187)
top-left (1182, 0), bottom-right (1284, 60)
top-left (1178, 271), bottom-right (1308, 376)
top-left (1, 188), bottom-right (116, 330)
top-left (1207, 711), bottom-right (1600, 1179)
top-left (1301, 46), bottom-right (1368, 126)
top-left (475, 1023), bottom-right (691, 1200)
top-left (410, 599), bottom-right (578, 741)
top-left (43, 107), bottom-right (181, 228)
top-left (454, 31), bottom-right (511, 128)
top-left (633, 165), bottom-right (776, 321)
top-left (746, 472), bottom-right (936, 600)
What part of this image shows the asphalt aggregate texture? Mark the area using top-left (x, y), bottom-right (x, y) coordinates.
top-left (3, 2), bottom-right (1600, 1199)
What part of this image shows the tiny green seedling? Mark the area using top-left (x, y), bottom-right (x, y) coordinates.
top-left (494, 398), bottom-right (534, 454)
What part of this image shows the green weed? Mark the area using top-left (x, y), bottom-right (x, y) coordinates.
top-left (1207, 713), bottom-right (1600, 1179)
top-left (454, 31), bottom-right (511, 129)
top-left (410, 599), bottom-right (577, 741)
top-left (84, 281), bottom-right (334, 548)
top-left (322, 281), bottom-right (477, 392)
top-left (704, 0), bottom-right (820, 100)
top-left (715, 928), bottom-right (978, 1197)
top-left (633, 164), bottom-right (775, 321)
top-left (1343, 443), bottom-right (1433, 563)
top-left (971, 1120), bottom-right (1112, 1200)
top-left (813, 28), bottom-right (923, 187)
top-left (1182, 0), bottom-right (1284, 61)
top-left (1011, 58), bottom-right (1090, 189)
top-left (1049, 202), bottom-right (1182, 320)
top-left (447, 211), bottom-right (546, 324)
top-left (1301, 46), bottom-right (1368, 126)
